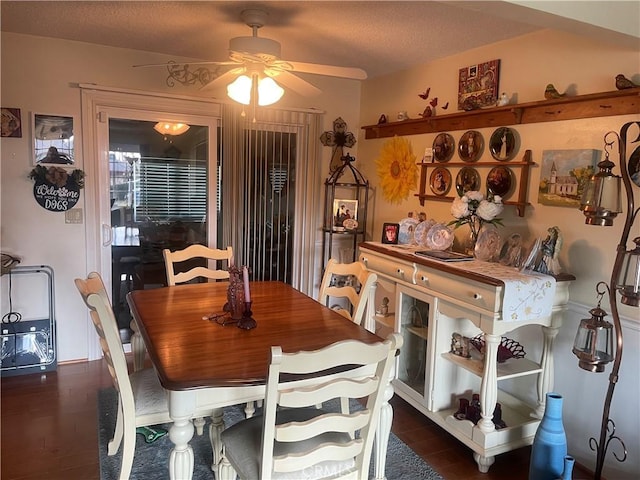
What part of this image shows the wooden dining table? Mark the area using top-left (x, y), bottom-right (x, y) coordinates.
top-left (127, 280), bottom-right (396, 480)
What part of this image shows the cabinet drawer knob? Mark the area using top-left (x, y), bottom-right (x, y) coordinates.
top-left (420, 275), bottom-right (428, 282)
top-left (397, 268), bottom-right (403, 276)
top-left (473, 293), bottom-right (483, 300)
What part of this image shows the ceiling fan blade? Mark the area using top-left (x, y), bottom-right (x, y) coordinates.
top-left (133, 60), bottom-right (239, 68)
top-left (285, 61), bottom-right (367, 80)
top-left (200, 68), bottom-right (245, 92)
top-left (270, 71), bottom-right (321, 97)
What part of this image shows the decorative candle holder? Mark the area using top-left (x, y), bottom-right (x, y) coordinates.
top-left (237, 301), bottom-right (257, 330)
top-left (223, 266), bottom-right (246, 324)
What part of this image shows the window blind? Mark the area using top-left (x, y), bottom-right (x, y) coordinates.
top-left (137, 157), bottom-right (207, 222)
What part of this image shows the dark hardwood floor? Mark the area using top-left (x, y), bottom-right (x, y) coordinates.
top-left (1, 359), bottom-right (590, 480)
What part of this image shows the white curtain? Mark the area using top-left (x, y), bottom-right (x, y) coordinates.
top-left (220, 104), bottom-right (322, 296)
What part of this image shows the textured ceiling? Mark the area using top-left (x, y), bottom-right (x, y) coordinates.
top-left (0, 1), bottom-right (635, 80)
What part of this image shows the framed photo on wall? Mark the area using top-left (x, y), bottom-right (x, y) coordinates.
top-left (458, 59), bottom-right (500, 110)
top-left (32, 113), bottom-right (75, 165)
top-left (332, 199), bottom-right (358, 230)
top-left (1, 107), bottom-right (22, 138)
top-left (381, 223), bottom-right (400, 244)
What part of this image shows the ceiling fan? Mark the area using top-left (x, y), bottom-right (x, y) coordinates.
top-left (136, 9), bottom-right (367, 105)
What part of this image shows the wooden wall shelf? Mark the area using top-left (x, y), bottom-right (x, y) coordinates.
top-left (416, 150), bottom-right (533, 217)
top-left (362, 88), bottom-right (640, 139)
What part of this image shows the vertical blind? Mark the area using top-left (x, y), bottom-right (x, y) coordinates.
top-left (220, 105), bottom-right (323, 296)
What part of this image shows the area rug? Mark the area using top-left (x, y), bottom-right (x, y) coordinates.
top-left (98, 387), bottom-right (443, 480)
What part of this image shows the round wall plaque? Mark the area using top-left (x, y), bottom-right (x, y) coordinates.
top-left (30, 166), bottom-right (83, 212)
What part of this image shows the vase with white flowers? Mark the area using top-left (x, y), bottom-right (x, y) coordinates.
top-left (448, 191), bottom-right (504, 255)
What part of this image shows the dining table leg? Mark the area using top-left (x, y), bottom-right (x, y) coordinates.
top-left (168, 390), bottom-right (196, 480)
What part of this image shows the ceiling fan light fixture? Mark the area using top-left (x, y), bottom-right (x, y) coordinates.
top-left (227, 75), bottom-right (253, 105)
top-left (153, 122), bottom-right (190, 136)
top-left (258, 77), bottom-right (284, 106)
top-left (227, 74), bottom-right (284, 106)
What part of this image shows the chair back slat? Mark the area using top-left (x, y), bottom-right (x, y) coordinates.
top-left (272, 440), bottom-right (363, 473)
top-left (163, 244), bottom-right (233, 285)
top-left (279, 377), bottom-right (378, 408)
top-left (274, 411), bottom-right (370, 442)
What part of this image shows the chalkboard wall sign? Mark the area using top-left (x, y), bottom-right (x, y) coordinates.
top-left (28, 165), bottom-right (84, 212)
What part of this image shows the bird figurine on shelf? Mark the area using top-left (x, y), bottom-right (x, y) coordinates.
top-left (496, 92), bottom-right (509, 106)
top-left (615, 74), bottom-right (640, 90)
top-left (418, 96), bottom-right (448, 118)
top-left (544, 83), bottom-right (566, 100)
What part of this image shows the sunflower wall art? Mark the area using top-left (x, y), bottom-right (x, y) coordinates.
top-left (375, 136), bottom-right (418, 204)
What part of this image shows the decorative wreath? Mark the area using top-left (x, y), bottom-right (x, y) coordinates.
top-left (375, 136), bottom-right (418, 204)
top-left (29, 165), bottom-right (85, 190)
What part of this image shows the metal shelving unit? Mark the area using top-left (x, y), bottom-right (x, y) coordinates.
top-left (1, 265), bottom-right (57, 376)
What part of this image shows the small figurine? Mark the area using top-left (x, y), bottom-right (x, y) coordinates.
top-left (496, 92), bottom-right (509, 106)
top-left (535, 226), bottom-right (563, 275)
top-left (377, 297), bottom-right (390, 317)
top-left (544, 83), bottom-right (566, 100)
top-left (450, 332), bottom-right (471, 358)
top-left (615, 74), bottom-right (639, 90)
top-left (419, 106), bottom-right (433, 118)
top-left (377, 113), bottom-right (387, 124)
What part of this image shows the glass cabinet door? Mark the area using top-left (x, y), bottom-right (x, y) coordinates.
top-left (395, 285), bottom-right (435, 408)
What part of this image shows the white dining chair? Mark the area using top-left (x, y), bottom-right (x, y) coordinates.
top-left (217, 332), bottom-right (402, 480)
top-left (74, 272), bottom-right (216, 480)
top-left (318, 258), bottom-right (378, 326)
top-left (163, 244), bottom-right (233, 285)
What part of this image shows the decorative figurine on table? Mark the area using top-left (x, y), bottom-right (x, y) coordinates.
top-left (535, 226), bottom-right (563, 275)
top-left (223, 265), bottom-right (256, 329)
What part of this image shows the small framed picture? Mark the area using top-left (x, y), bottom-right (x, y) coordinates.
top-left (32, 113), bottom-right (75, 165)
top-left (332, 199), bottom-right (358, 230)
top-left (1, 108), bottom-right (22, 137)
top-left (382, 223), bottom-right (400, 244)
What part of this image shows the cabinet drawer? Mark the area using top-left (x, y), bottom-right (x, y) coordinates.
top-left (360, 251), bottom-right (414, 283)
top-left (414, 265), bottom-right (499, 313)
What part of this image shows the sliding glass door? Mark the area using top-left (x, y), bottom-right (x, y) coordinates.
top-left (108, 118), bottom-right (213, 340)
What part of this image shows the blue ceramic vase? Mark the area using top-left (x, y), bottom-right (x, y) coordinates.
top-left (529, 392), bottom-right (567, 480)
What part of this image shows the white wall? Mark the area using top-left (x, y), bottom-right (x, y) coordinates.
top-left (0, 32), bottom-right (361, 362)
top-left (357, 28), bottom-right (639, 478)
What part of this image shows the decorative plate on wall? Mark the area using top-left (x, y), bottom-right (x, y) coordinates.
top-left (486, 166), bottom-right (514, 197)
top-left (489, 127), bottom-right (519, 161)
top-left (429, 166), bottom-right (452, 196)
top-left (432, 133), bottom-right (455, 163)
top-left (455, 167), bottom-right (481, 196)
top-left (458, 130), bottom-right (484, 162)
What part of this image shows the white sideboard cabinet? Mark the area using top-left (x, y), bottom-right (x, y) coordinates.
top-left (359, 242), bottom-right (574, 472)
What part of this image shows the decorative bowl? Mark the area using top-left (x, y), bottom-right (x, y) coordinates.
top-left (469, 335), bottom-right (526, 363)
